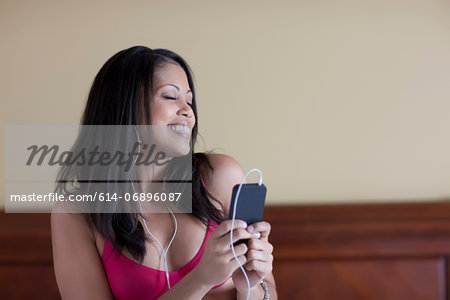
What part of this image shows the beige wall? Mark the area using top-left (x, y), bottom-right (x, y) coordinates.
top-left (1, 0), bottom-right (450, 208)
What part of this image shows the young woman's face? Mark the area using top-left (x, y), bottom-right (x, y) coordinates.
top-left (147, 62), bottom-right (196, 157)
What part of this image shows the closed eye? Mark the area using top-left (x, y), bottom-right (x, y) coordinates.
top-left (164, 96), bottom-right (193, 106)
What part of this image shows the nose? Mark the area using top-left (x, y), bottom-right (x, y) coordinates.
top-left (178, 98), bottom-right (194, 118)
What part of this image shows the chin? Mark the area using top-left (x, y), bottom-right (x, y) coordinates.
top-left (152, 127), bottom-right (192, 157)
top-left (167, 145), bottom-right (192, 158)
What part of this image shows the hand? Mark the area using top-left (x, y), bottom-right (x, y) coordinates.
top-left (232, 221), bottom-right (273, 292)
top-left (194, 219), bottom-right (254, 288)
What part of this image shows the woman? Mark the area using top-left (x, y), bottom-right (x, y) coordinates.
top-left (51, 46), bottom-right (277, 299)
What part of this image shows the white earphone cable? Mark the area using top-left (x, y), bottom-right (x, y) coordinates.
top-left (132, 126), bottom-right (177, 289)
top-left (229, 168), bottom-right (263, 300)
top-left (140, 205), bottom-right (177, 289)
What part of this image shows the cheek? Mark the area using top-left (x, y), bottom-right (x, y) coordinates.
top-left (150, 104), bottom-right (171, 124)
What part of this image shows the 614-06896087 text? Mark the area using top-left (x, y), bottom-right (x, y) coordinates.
top-left (98, 192), bottom-right (182, 202)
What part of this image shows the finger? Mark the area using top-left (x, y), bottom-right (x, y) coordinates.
top-left (245, 249), bottom-right (270, 263)
top-left (248, 239), bottom-right (274, 253)
top-left (246, 221), bottom-right (271, 239)
top-left (219, 228), bottom-right (254, 248)
top-left (231, 254), bottom-right (247, 270)
top-left (244, 259), bottom-right (272, 276)
top-left (213, 219), bottom-right (247, 238)
top-left (227, 243), bottom-right (248, 261)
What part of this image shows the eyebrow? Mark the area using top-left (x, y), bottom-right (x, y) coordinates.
top-left (162, 84), bottom-right (192, 94)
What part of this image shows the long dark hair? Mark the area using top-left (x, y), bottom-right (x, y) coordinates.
top-left (55, 46), bottom-right (224, 262)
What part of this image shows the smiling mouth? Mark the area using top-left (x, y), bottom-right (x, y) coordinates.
top-left (167, 124), bottom-right (190, 138)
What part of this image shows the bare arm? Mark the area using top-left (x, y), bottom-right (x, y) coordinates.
top-left (51, 207), bottom-right (114, 300)
top-left (203, 154), bottom-right (278, 299)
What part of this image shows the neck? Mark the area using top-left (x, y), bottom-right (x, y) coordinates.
top-left (135, 162), bottom-right (169, 190)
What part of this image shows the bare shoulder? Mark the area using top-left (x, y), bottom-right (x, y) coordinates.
top-left (51, 202), bottom-right (113, 299)
top-left (206, 153), bottom-right (245, 173)
top-left (201, 153), bottom-right (247, 216)
top-left (51, 202), bottom-right (95, 242)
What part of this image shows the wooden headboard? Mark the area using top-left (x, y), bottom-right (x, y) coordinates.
top-left (2, 201), bottom-right (450, 299)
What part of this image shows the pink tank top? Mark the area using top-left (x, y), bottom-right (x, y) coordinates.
top-left (102, 173), bottom-right (230, 299)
